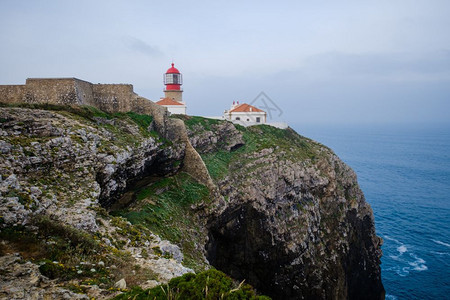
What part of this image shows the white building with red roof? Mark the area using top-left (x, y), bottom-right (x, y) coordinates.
top-left (223, 101), bottom-right (267, 125)
top-left (156, 63), bottom-right (187, 115)
top-left (156, 97), bottom-right (186, 115)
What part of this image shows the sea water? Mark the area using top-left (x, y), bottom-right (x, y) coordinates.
top-left (294, 124), bottom-right (450, 299)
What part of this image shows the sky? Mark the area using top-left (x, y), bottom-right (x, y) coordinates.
top-left (1, 0), bottom-right (449, 126)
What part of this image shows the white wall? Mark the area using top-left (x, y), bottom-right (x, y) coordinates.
top-left (165, 105), bottom-right (186, 115)
top-left (228, 111), bottom-right (266, 123)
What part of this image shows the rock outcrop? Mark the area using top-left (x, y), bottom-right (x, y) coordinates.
top-left (185, 120), bottom-right (385, 299)
top-left (0, 103), bottom-right (384, 299)
top-left (0, 105), bottom-right (192, 299)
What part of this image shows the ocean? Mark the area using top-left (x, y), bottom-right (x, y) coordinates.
top-left (294, 124), bottom-right (450, 300)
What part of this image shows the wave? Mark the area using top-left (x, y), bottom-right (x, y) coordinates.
top-left (408, 254), bottom-right (428, 271)
top-left (397, 245), bottom-right (407, 254)
top-left (383, 235), bottom-right (400, 243)
top-left (389, 244), bottom-right (408, 260)
top-left (386, 265), bottom-right (409, 277)
top-left (385, 294), bottom-right (398, 300)
top-left (384, 235), bottom-right (428, 276)
top-left (432, 239), bottom-right (450, 248)
top-left (430, 251), bottom-right (450, 256)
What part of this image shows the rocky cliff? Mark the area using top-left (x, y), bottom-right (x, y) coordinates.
top-left (185, 119), bottom-right (385, 299)
top-left (0, 103), bottom-right (384, 299)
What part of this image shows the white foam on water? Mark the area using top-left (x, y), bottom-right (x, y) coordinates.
top-left (431, 251), bottom-right (450, 256)
top-left (384, 236), bottom-right (428, 276)
top-left (408, 254), bottom-right (428, 271)
top-left (413, 264), bottom-right (428, 271)
top-left (397, 245), bottom-right (407, 254)
top-left (384, 235), bottom-right (400, 243)
top-left (400, 267), bottom-right (410, 277)
top-left (389, 244), bottom-right (408, 260)
top-left (385, 294), bottom-right (398, 300)
top-left (432, 239), bottom-right (450, 248)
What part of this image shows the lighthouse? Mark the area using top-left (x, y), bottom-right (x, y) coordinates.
top-left (164, 63), bottom-right (183, 102)
top-left (156, 63), bottom-right (187, 115)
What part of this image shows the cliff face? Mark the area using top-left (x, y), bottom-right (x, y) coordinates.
top-left (185, 119), bottom-right (385, 299)
top-left (0, 105), bottom-right (192, 299)
top-left (0, 103), bottom-right (384, 299)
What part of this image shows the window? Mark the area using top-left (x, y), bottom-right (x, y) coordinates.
top-left (247, 119), bottom-right (250, 121)
top-left (164, 74), bottom-right (182, 84)
top-left (235, 117), bottom-right (240, 120)
top-left (256, 117), bottom-right (260, 123)
top-left (172, 74), bottom-right (180, 84)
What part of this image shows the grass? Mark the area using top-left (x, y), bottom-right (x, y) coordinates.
top-left (0, 216), bottom-right (109, 283)
top-left (199, 122), bottom-right (320, 181)
top-left (174, 115), bottom-right (220, 131)
top-left (113, 269), bottom-right (271, 300)
top-left (0, 215), bottom-right (161, 290)
top-left (111, 172), bottom-right (210, 271)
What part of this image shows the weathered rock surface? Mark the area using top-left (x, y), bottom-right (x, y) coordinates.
top-left (186, 118), bottom-right (245, 154)
top-left (0, 106), bottom-right (384, 300)
top-left (0, 253), bottom-right (89, 300)
top-left (191, 124), bottom-right (385, 300)
top-left (0, 107), bottom-right (184, 230)
top-left (0, 106), bottom-right (192, 299)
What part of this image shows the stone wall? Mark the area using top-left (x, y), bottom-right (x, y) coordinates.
top-left (92, 84), bottom-right (134, 113)
top-left (0, 85), bottom-right (26, 103)
top-left (0, 78), bottom-right (146, 114)
top-left (74, 79), bottom-right (95, 107)
top-left (0, 77), bottom-right (170, 138)
top-left (24, 78), bottom-right (80, 105)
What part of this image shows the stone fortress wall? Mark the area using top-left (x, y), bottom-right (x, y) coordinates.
top-left (0, 77), bottom-right (168, 130)
top-left (0, 84), bottom-right (26, 103)
top-left (1, 78), bottom-right (131, 110)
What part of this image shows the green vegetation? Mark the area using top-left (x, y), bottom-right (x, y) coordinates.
top-left (0, 216), bottom-right (109, 284)
top-left (110, 216), bottom-right (154, 247)
top-left (5, 188), bottom-right (35, 210)
top-left (0, 102), bottom-right (156, 143)
top-left (123, 111), bottom-right (153, 131)
top-left (111, 172), bottom-right (210, 271)
top-left (200, 123), bottom-right (319, 180)
top-left (0, 216), bottom-right (100, 261)
top-left (174, 115), bottom-right (220, 131)
top-left (114, 269), bottom-right (270, 300)
top-left (33, 215), bottom-right (101, 254)
top-left (0, 215), bottom-right (157, 289)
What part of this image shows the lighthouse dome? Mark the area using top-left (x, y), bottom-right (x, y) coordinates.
top-left (164, 62), bottom-right (183, 91)
top-left (166, 63), bottom-right (180, 74)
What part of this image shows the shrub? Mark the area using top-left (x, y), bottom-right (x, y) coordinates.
top-left (32, 215), bottom-right (100, 254)
top-left (113, 269), bottom-right (270, 300)
top-left (38, 260), bottom-right (77, 280)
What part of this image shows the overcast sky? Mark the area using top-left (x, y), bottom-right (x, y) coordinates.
top-left (1, 0), bottom-right (449, 126)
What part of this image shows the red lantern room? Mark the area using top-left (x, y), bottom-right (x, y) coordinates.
top-left (164, 63), bottom-right (183, 91)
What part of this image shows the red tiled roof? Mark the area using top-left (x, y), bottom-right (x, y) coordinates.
top-left (230, 103), bottom-right (264, 113)
top-left (156, 98), bottom-right (183, 106)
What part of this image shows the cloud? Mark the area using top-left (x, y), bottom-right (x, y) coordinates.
top-left (123, 36), bottom-right (163, 57)
top-left (296, 51), bottom-right (450, 83)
